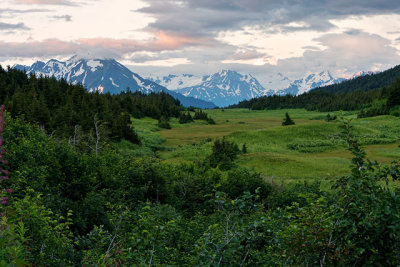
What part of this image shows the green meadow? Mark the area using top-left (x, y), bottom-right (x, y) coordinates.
top-left (128, 109), bottom-right (400, 187)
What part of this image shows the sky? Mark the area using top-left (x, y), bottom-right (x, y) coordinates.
top-left (1, 0), bottom-right (400, 84)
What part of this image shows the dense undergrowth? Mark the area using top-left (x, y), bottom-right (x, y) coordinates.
top-left (1, 109), bottom-right (400, 265)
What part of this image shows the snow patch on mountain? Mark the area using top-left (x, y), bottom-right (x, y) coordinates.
top-left (87, 60), bottom-right (103, 72)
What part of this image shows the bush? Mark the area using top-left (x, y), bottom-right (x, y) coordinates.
top-left (206, 137), bottom-right (240, 170)
top-left (358, 99), bottom-right (388, 118)
top-left (193, 110), bottom-right (208, 120)
top-left (179, 112), bottom-right (194, 124)
top-left (325, 113), bottom-right (337, 122)
top-left (207, 117), bottom-right (216, 124)
top-left (390, 105), bottom-right (400, 117)
top-left (158, 116), bottom-right (171, 129)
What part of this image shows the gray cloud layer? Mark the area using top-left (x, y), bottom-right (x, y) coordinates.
top-left (138, 0), bottom-right (400, 36)
top-left (50, 14), bottom-right (72, 21)
top-left (0, 22), bottom-right (29, 30)
top-left (1, 0), bottom-right (400, 81)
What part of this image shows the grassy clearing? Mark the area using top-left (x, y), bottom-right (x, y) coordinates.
top-left (126, 109), bottom-right (400, 183)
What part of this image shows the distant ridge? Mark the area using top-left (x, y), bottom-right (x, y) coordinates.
top-left (311, 65), bottom-right (400, 94)
top-left (149, 70), bottom-right (344, 107)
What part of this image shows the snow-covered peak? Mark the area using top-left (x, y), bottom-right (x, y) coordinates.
top-left (150, 70), bottom-right (266, 107)
top-left (147, 73), bottom-right (205, 90)
top-left (352, 70), bottom-right (376, 79)
top-left (273, 70), bottom-right (342, 96)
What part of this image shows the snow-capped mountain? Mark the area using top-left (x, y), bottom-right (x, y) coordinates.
top-left (271, 71), bottom-right (345, 96)
top-left (263, 73), bottom-right (292, 93)
top-left (149, 70), bottom-right (345, 107)
top-left (351, 70), bottom-right (376, 79)
top-left (149, 74), bottom-right (204, 90)
top-left (150, 70), bottom-right (266, 107)
top-left (14, 57), bottom-right (216, 108)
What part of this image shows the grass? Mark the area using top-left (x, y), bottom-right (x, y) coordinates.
top-left (125, 109), bottom-right (400, 184)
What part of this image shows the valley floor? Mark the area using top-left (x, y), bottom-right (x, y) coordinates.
top-left (126, 109), bottom-right (400, 188)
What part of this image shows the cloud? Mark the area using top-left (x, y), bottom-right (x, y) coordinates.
top-left (138, 0), bottom-right (400, 37)
top-left (78, 32), bottom-right (211, 54)
top-left (0, 22), bottom-right (29, 30)
top-left (50, 14), bottom-right (72, 21)
top-left (14, 0), bottom-right (76, 5)
top-left (0, 8), bottom-right (51, 15)
top-left (272, 30), bottom-right (400, 78)
top-left (0, 39), bottom-right (79, 57)
top-left (229, 49), bottom-right (267, 61)
top-left (0, 31), bottom-right (214, 58)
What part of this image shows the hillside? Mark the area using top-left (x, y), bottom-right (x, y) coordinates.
top-left (0, 65), bottom-right (183, 143)
top-left (312, 64), bottom-right (400, 94)
top-left (231, 64), bottom-right (400, 112)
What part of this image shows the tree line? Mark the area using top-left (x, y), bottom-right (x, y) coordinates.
top-left (0, 66), bottom-right (182, 143)
top-left (231, 65), bottom-right (400, 114)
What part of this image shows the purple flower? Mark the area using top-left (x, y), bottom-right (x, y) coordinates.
top-left (0, 197), bottom-right (8, 205)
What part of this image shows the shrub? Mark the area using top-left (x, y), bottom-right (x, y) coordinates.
top-left (358, 99), bottom-right (388, 118)
top-left (325, 113), bottom-right (337, 122)
top-left (158, 116), bottom-right (171, 129)
top-left (206, 137), bottom-right (240, 170)
top-left (179, 112), bottom-right (194, 124)
top-left (207, 117), bottom-right (216, 124)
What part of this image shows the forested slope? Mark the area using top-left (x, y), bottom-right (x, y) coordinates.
top-left (0, 66), bottom-right (182, 143)
top-left (231, 65), bottom-right (400, 112)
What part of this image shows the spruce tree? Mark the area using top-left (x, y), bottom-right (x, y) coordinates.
top-left (282, 112), bottom-right (295, 126)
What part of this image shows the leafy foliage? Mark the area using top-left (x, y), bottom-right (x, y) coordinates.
top-left (158, 116), bottom-right (171, 129)
top-left (178, 111), bottom-right (194, 124)
top-left (194, 109), bottom-right (216, 124)
top-left (206, 137), bottom-right (240, 170)
top-left (1, 95), bottom-right (400, 266)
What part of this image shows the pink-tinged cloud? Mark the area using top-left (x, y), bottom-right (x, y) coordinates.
top-left (78, 31), bottom-right (210, 53)
top-left (149, 31), bottom-right (209, 50)
top-left (0, 31), bottom-right (211, 58)
top-left (230, 50), bottom-right (267, 61)
top-left (0, 39), bottom-right (79, 57)
top-left (14, 0), bottom-right (75, 5)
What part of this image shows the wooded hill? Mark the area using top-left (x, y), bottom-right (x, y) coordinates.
top-left (231, 64), bottom-right (400, 113)
top-left (313, 65), bottom-right (400, 94)
top-left (0, 66), bottom-right (182, 144)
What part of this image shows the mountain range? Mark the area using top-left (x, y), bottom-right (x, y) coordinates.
top-left (149, 70), bottom-right (265, 107)
top-left (15, 56), bottom-right (371, 108)
top-left (14, 57), bottom-right (216, 109)
top-left (149, 71), bottom-right (345, 107)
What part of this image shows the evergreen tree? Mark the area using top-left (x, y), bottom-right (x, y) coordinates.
top-left (207, 137), bottom-right (240, 170)
top-left (179, 112), bottom-right (194, 124)
top-left (242, 143), bottom-right (247, 154)
top-left (387, 79), bottom-right (400, 108)
top-left (282, 112), bottom-right (295, 126)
